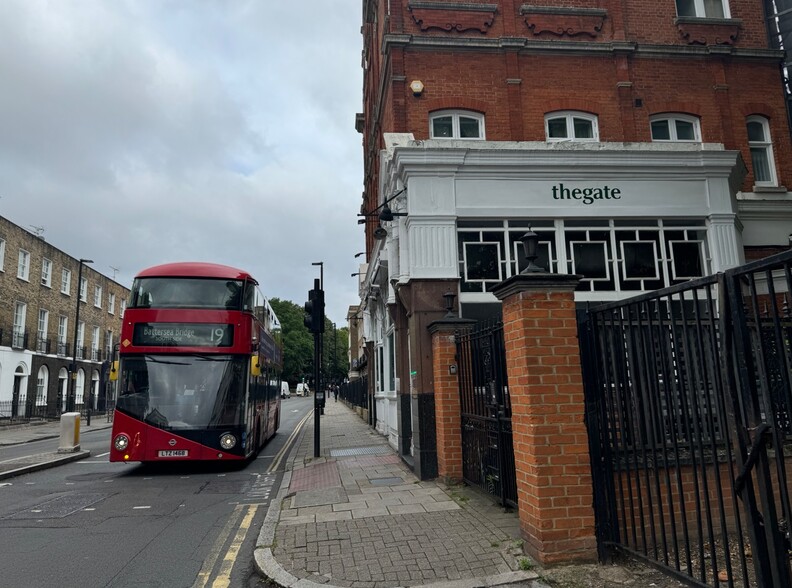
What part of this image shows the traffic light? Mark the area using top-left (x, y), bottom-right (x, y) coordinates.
top-left (304, 283), bottom-right (325, 333)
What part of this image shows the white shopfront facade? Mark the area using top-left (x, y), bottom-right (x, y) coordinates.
top-left (359, 135), bottom-right (791, 449)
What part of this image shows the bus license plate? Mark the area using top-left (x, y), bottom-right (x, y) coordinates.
top-left (158, 450), bottom-right (188, 458)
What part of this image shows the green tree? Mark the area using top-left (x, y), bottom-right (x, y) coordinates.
top-left (269, 298), bottom-right (313, 386)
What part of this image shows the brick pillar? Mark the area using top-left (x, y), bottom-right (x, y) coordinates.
top-left (428, 317), bottom-right (474, 483)
top-left (492, 274), bottom-right (597, 565)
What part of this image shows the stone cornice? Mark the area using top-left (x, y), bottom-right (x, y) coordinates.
top-left (675, 17), bottom-right (742, 45)
top-left (382, 33), bottom-right (784, 60)
top-left (492, 273), bottom-right (582, 300)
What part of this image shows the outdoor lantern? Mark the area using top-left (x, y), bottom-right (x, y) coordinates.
top-left (443, 291), bottom-right (456, 318)
top-left (520, 229), bottom-right (545, 273)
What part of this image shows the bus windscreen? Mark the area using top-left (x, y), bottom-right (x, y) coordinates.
top-left (129, 277), bottom-right (254, 310)
top-left (116, 355), bottom-right (246, 430)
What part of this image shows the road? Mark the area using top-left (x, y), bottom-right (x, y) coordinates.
top-left (0, 397), bottom-right (313, 588)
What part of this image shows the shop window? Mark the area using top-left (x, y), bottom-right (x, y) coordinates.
top-left (669, 241), bottom-right (704, 279)
top-left (463, 242), bottom-right (502, 282)
top-left (747, 116), bottom-right (777, 186)
top-left (545, 111), bottom-right (598, 142)
top-left (430, 110), bottom-right (485, 139)
top-left (650, 114), bottom-right (700, 142)
top-left (676, 0), bottom-right (728, 18)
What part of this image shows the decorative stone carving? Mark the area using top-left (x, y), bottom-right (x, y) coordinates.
top-left (520, 5), bottom-right (607, 38)
top-left (408, 1), bottom-right (498, 34)
top-left (675, 18), bottom-right (741, 45)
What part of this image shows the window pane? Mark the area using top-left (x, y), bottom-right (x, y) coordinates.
top-left (676, 0), bottom-right (697, 16)
top-left (751, 147), bottom-right (771, 182)
top-left (703, 0), bottom-right (724, 17)
top-left (459, 116), bottom-right (481, 138)
top-left (747, 121), bottom-right (765, 142)
top-left (572, 242), bottom-right (608, 279)
top-left (623, 242), bottom-right (658, 279)
top-left (547, 118), bottom-right (567, 138)
top-left (573, 118), bottom-right (594, 139)
top-left (672, 242), bottom-right (703, 278)
top-left (675, 120), bottom-right (695, 140)
top-left (432, 116), bottom-right (453, 138)
top-left (464, 243), bottom-right (501, 280)
top-left (651, 120), bottom-right (671, 140)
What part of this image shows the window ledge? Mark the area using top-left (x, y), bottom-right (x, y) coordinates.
top-left (753, 185), bottom-right (788, 193)
top-left (674, 17), bottom-right (742, 45)
top-left (408, 2), bottom-right (498, 34)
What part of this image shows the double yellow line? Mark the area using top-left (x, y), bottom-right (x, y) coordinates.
top-left (193, 406), bottom-right (312, 588)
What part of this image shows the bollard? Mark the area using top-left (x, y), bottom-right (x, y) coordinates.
top-left (57, 412), bottom-right (81, 453)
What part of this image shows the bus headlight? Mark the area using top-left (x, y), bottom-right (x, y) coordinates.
top-left (114, 434), bottom-right (130, 451)
top-left (219, 433), bottom-right (237, 450)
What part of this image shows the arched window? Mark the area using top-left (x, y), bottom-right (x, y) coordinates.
top-left (747, 116), bottom-right (777, 186)
top-left (650, 114), bottom-right (701, 142)
top-left (545, 111), bottom-right (598, 142)
top-left (37, 365), bottom-right (49, 406)
top-left (430, 110), bottom-right (485, 139)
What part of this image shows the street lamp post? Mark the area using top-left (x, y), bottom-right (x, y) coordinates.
top-left (68, 258), bottom-right (93, 414)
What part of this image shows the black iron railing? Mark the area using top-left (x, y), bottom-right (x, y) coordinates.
top-left (580, 249), bottom-right (792, 587)
top-left (340, 377), bottom-right (368, 410)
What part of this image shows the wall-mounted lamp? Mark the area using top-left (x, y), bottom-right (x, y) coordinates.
top-left (351, 272), bottom-right (364, 277)
top-left (409, 80), bottom-right (424, 97)
top-left (443, 291), bottom-right (456, 318)
top-left (354, 252), bottom-right (366, 258)
top-left (520, 229), bottom-right (545, 273)
top-left (373, 226), bottom-right (388, 240)
top-left (378, 203), bottom-right (407, 223)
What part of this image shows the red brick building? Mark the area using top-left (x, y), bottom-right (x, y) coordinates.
top-left (355, 0), bottom-right (792, 478)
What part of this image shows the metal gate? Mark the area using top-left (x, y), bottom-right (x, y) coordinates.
top-left (456, 321), bottom-right (517, 508)
top-left (579, 250), bottom-right (792, 587)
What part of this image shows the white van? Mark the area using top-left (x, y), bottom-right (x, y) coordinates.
top-left (280, 382), bottom-right (290, 398)
top-left (296, 383), bottom-right (309, 396)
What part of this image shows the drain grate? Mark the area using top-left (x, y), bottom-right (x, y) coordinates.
top-left (329, 446), bottom-right (392, 457)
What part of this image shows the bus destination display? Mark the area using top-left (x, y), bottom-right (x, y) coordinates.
top-left (133, 323), bottom-right (233, 347)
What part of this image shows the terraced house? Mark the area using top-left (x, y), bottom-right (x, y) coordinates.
top-left (0, 216), bottom-right (129, 419)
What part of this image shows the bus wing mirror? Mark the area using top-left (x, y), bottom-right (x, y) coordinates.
top-left (109, 360), bottom-right (119, 381)
top-left (251, 355), bottom-right (261, 377)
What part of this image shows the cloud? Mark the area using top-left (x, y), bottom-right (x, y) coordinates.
top-left (0, 0), bottom-right (364, 322)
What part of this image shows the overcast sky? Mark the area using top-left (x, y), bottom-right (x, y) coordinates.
top-left (0, 1), bottom-right (364, 324)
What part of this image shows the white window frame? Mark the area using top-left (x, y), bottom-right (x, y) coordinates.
top-left (61, 268), bottom-right (72, 295)
top-left (58, 316), bottom-right (68, 345)
top-left (676, 0), bottom-right (730, 19)
top-left (108, 293), bottom-right (116, 315)
top-left (14, 301), bottom-right (27, 333)
top-left (17, 249), bottom-right (30, 281)
top-left (545, 111), bottom-right (599, 142)
top-left (746, 115), bottom-right (777, 187)
top-left (77, 321), bottom-right (85, 358)
top-left (37, 309), bottom-right (49, 342)
top-left (92, 326), bottom-right (100, 352)
top-left (94, 285), bottom-right (102, 308)
top-left (0, 238), bottom-right (5, 272)
top-left (37, 366), bottom-right (49, 406)
top-left (79, 277), bottom-right (87, 302)
top-left (41, 258), bottom-right (52, 287)
top-left (650, 114), bottom-right (701, 142)
top-left (121, 300), bottom-right (127, 316)
top-left (430, 109), bottom-right (485, 140)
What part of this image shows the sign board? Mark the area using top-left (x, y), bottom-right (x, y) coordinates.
top-left (132, 323), bottom-right (233, 347)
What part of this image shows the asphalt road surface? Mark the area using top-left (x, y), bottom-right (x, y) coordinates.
top-left (0, 397), bottom-right (313, 588)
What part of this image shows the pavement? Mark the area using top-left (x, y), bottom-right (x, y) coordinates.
top-left (0, 416), bottom-right (113, 480)
top-left (254, 399), bottom-right (542, 588)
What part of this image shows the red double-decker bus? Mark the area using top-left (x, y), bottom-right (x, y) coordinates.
top-left (109, 262), bottom-right (282, 463)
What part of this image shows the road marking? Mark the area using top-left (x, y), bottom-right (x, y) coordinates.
top-left (0, 483), bottom-right (12, 488)
top-left (84, 508), bottom-right (96, 511)
top-left (267, 410), bottom-right (312, 473)
top-left (133, 506), bottom-right (151, 509)
top-left (192, 504), bottom-right (246, 588)
top-left (95, 452), bottom-right (110, 457)
top-left (211, 505), bottom-right (258, 587)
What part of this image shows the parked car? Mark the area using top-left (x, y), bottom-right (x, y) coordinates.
top-left (296, 383), bottom-right (310, 396)
top-left (281, 382), bottom-right (291, 398)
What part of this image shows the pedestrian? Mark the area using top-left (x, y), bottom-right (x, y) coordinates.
top-left (333, 385), bottom-right (339, 402)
